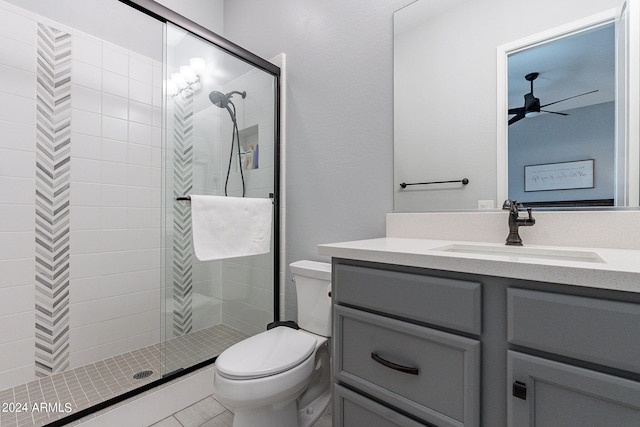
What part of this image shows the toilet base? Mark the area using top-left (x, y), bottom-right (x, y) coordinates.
top-left (297, 388), bottom-right (331, 427)
top-left (232, 400), bottom-right (298, 427)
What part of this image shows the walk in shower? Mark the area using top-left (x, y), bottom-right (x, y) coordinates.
top-left (0, 0), bottom-right (280, 425)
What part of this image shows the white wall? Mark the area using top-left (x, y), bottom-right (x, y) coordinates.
top-left (222, 0), bottom-right (411, 319)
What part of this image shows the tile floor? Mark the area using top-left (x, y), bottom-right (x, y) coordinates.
top-left (152, 394), bottom-right (333, 427)
top-left (0, 325), bottom-right (248, 427)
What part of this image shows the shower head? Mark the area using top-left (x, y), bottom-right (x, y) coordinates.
top-left (208, 90), bottom-right (247, 109)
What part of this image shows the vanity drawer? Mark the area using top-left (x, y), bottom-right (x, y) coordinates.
top-left (508, 288), bottom-right (640, 374)
top-left (334, 263), bottom-right (482, 335)
top-left (334, 384), bottom-right (427, 427)
top-left (334, 305), bottom-right (480, 427)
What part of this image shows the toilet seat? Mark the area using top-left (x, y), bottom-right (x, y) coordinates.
top-left (216, 327), bottom-right (317, 380)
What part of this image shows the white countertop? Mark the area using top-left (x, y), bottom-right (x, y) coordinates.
top-left (318, 237), bottom-right (640, 294)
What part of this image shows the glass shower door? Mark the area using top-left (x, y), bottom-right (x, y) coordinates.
top-left (162, 23), bottom-right (277, 376)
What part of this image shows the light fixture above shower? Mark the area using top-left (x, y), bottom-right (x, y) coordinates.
top-left (166, 57), bottom-right (207, 98)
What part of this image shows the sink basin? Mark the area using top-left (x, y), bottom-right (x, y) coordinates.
top-left (434, 244), bottom-right (605, 263)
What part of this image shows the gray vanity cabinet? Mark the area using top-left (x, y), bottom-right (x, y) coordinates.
top-left (331, 259), bottom-right (640, 426)
top-left (507, 288), bottom-right (640, 426)
top-left (332, 262), bottom-right (482, 427)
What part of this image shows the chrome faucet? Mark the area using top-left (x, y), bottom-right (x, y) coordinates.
top-left (502, 200), bottom-right (535, 246)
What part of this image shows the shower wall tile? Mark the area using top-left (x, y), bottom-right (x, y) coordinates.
top-left (0, 3), bottom-right (35, 44)
top-left (73, 33), bottom-right (102, 67)
top-left (72, 109), bottom-right (102, 137)
top-left (0, 120), bottom-right (34, 151)
top-left (0, 64), bottom-right (35, 97)
top-left (103, 70), bottom-right (129, 98)
top-left (103, 43), bottom-right (129, 76)
top-left (72, 61), bottom-right (102, 90)
top-left (103, 93), bottom-right (129, 120)
top-left (102, 116), bottom-right (129, 141)
top-left (0, 35), bottom-right (34, 72)
top-left (71, 85), bottom-right (102, 114)
top-left (0, 92), bottom-right (34, 125)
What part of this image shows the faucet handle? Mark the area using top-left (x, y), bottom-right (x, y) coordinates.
top-left (502, 199), bottom-right (521, 210)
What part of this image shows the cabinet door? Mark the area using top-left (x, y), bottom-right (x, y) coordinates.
top-left (334, 384), bottom-right (427, 427)
top-left (508, 351), bottom-right (640, 426)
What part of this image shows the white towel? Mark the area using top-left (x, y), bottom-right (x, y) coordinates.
top-left (190, 195), bottom-right (273, 261)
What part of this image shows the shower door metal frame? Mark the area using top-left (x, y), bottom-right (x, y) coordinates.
top-left (120, 0), bottom-right (282, 320)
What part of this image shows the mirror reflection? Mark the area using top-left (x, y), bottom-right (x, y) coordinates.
top-left (507, 23), bottom-right (616, 207)
top-left (393, 0), bottom-right (638, 212)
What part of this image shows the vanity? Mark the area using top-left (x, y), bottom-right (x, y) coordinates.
top-left (320, 231), bottom-right (640, 426)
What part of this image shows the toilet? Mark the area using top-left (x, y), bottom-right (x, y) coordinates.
top-left (213, 260), bottom-right (332, 427)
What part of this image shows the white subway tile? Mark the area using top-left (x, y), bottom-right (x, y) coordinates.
top-left (0, 231), bottom-right (33, 260)
top-left (0, 64), bottom-right (34, 98)
top-left (0, 311), bottom-right (33, 342)
top-left (70, 206), bottom-right (102, 230)
top-left (70, 182), bottom-right (102, 207)
top-left (71, 230), bottom-right (104, 254)
top-left (71, 133), bottom-right (101, 160)
top-left (0, 285), bottom-right (33, 316)
top-left (129, 99), bottom-right (153, 125)
top-left (101, 138), bottom-right (128, 163)
top-left (100, 207), bottom-right (128, 230)
top-left (72, 61), bottom-right (102, 91)
top-left (70, 253), bottom-right (105, 279)
top-left (70, 276), bottom-right (104, 304)
top-left (127, 165), bottom-right (153, 188)
top-left (102, 116), bottom-right (128, 142)
top-left (101, 162), bottom-right (128, 186)
top-left (0, 7), bottom-right (35, 45)
top-left (101, 183), bottom-right (127, 207)
top-left (0, 338), bottom-right (32, 374)
top-left (129, 79), bottom-right (153, 104)
top-left (102, 43), bottom-right (129, 76)
top-left (102, 92), bottom-right (128, 120)
top-left (0, 92), bottom-right (34, 125)
top-left (0, 176), bottom-right (36, 205)
top-left (129, 54), bottom-right (153, 83)
top-left (73, 33), bottom-right (102, 68)
top-left (103, 70), bottom-right (128, 98)
top-left (128, 144), bottom-right (152, 167)
top-left (72, 109), bottom-right (102, 137)
top-left (0, 120), bottom-right (34, 152)
top-left (0, 258), bottom-right (33, 289)
top-left (0, 205), bottom-right (34, 232)
top-left (128, 122), bottom-right (152, 145)
top-left (71, 85), bottom-right (101, 114)
top-left (71, 157), bottom-right (101, 183)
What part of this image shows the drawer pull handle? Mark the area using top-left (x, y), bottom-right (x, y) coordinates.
top-left (371, 352), bottom-right (419, 375)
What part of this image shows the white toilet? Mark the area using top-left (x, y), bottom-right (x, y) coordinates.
top-left (213, 260), bottom-right (332, 427)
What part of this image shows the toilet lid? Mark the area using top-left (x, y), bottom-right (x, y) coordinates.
top-left (216, 327), bottom-right (317, 380)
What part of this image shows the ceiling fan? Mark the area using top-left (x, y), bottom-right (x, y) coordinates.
top-left (508, 72), bottom-right (598, 126)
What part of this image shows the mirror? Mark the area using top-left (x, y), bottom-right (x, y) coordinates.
top-left (393, 0), bottom-right (639, 212)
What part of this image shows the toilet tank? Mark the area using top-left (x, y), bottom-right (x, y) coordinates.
top-left (290, 260), bottom-right (332, 337)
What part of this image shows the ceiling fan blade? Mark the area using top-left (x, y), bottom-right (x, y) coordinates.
top-left (540, 109), bottom-right (569, 116)
top-left (509, 113), bottom-right (525, 125)
top-left (509, 107), bottom-right (525, 115)
top-left (540, 89), bottom-right (599, 108)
